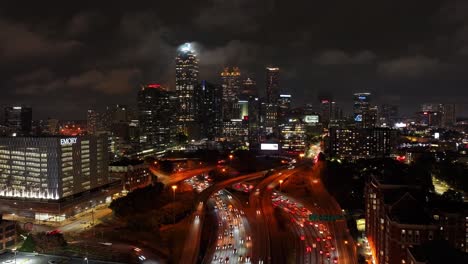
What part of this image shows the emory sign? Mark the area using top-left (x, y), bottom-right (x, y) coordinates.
top-left (60, 138), bottom-right (78, 146)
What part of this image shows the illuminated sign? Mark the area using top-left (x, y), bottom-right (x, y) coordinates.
top-left (358, 96), bottom-right (367, 100)
top-left (147, 84), bottom-right (161, 88)
top-left (60, 138), bottom-right (78, 146)
top-left (280, 94), bottom-right (291, 98)
top-left (354, 114), bottom-right (363, 122)
top-left (434, 132), bottom-right (440, 139)
top-left (261, 143), bottom-right (279, 151)
top-left (304, 115), bottom-right (319, 123)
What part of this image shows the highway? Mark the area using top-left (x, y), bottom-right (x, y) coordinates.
top-left (249, 166), bottom-right (303, 264)
top-left (180, 171), bottom-right (267, 264)
top-left (282, 163), bottom-right (357, 264)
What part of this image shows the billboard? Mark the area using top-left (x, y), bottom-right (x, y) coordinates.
top-left (261, 143), bottom-right (279, 150)
top-left (304, 115), bottom-right (319, 123)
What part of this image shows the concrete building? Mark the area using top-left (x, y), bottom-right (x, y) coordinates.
top-left (0, 135), bottom-right (118, 221)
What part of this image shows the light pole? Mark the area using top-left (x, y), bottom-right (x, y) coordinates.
top-left (13, 249), bottom-right (16, 264)
top-left (279, 180), bottom-right (283, 192)
top-left (171, 185), bottom-right (177, 224)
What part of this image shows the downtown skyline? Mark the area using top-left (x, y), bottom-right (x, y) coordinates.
top-left (0, 1), bottom-right (468, 119)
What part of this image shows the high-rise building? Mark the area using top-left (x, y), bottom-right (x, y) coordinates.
top-left (4, 106), bottom-right (32, 136)
top-left (353, 93), bottom-right (376, 128)
top-left (379, 104), bottom-right (399, 127)
top-left (440, 104), bottom-right (456, 128)
top-left (87, 109), bottom-right (98, 135)
top-left (248, 97), bottom-right (261, 149)
top-left (137, 84), bottom-right (175, 150)
top-left (278, 94), bottom-right (292, 124)
top-left (241, 77), bottom-right (257, 97)
top-left (175, 43), bottom-right (199, 136)
top-left (266, 67), bottom-right (280, 104)
top-left (280, 118), bottom-right (306, 153)
top-left (196, 80), bottom-right (222, 140)
top-left (221, 67), bottom-right (241, 120)
top-left (320, 99), bottom-right (332, 125)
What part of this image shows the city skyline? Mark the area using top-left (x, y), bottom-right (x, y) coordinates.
top-left (1, 1), bottom-right (468, 119)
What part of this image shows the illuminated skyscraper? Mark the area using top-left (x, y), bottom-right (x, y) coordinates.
top-left (265, 67), bottom-right (280, 104)
top-left (221, 67), bottom-right (241, 120)
top-left (137, 84), bottom-right (175, 150)
top-left (241, 77), bottom-right (257, 97)
top-left (353, 92), bottom-right (375, 128)
top-left (175, 43), bottom-right (199, 135)
top-left (4, 106), bottom-right (32, 136)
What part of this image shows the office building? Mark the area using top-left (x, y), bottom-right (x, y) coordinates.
top-left (440, 103), bottom-right (456, 127)
top-left (0, 135), bottom-right (116, 220)
top-left (137, 84), bottom-right (175, 150)
top-left (241, 77), bottom-right (257, 97)
top-left (279, 118), bottom-right (306, 153)
top-left (248, 97), bottom-right (261, 149)
top-left (4, 106), bottom-right (32, 136)
top-left (379, 104), bottom-right (399, 127)
top-left (266, 67), bottom-right (280, 104)
top-left (327, 127), bottom-right (397, 159)
top-left (278, 94), bottom-right (292, 124)
top-left (175, 43), bottom-right (199, 136)
top-left (262, 102), bottom-right (278, 136)
top-left (196, 80), bottom-right (222, 140)
top-left (353, 93), bottom-right (377, 128)
top-left (221, 67), bottom-right (241, 120)
top-left (109, 159), bottom-right (151, 192)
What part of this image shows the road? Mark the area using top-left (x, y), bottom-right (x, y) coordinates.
top-left (150, 166), bottom-right (216, 186)
top-left (249, 166), bottom-right (303, 264)
top-left (204, 190), bottom-right (253, 264)
top-left (180, 171), bottom-right (267, 264)
top-left (281, 163), bottom-right (357, 264)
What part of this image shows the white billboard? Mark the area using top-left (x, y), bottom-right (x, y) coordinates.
top-left (304, 115), bottom-right (319, 123)
top-left (261, 143), bottom-right (279, 150)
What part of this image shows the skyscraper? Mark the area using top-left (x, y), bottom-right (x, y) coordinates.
top-left (241, 77), bottom-right (257, 97)
top-left (4, 106), bottom-right (32, 135)
top-left (221, 67), bottom-right (241, 120)
top-left (137, 84), bottom-right (175, 150)
top-left (196, 80), bottom-right (222, 140)
top-left (353, 92), bottom-right (376, 128)
top-left (265, 67), bottom-right (280, 104)
top-left (175, 43), bottom-right (199, 136)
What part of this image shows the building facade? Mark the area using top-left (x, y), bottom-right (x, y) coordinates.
top-left (4, 106), bottom-right (32, 136)
top-left (175, 43), bottom-right (199, 137)
top-left (265, 67), bottom-right (280, 104)
top-left (137, 84), bottom-right (175, 150)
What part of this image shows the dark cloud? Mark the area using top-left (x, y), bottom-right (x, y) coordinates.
top-left (377, 56), bottom-right (441, 78)
top-left (315, 50), bottom-right (376, 65)
top-left (0, 0), bottom-right (468, 119)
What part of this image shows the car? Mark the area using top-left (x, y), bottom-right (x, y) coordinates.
top-left (133, 247), bottom-right (142, 252)
top-left (245, 256), bottom-right (251, 262)
top-left (247, 236), bottom-right (251, 241)
top-left (238, 256), bottom-right (244, 262)
top-left (225, 257), bottom-right (229, 263)
top-left (333, 257), bottom-right (338, 263)
top-left (233, 248), bottom-right (237, 254)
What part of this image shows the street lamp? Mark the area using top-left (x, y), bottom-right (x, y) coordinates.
top-left (279, 180), bottom-right (283, 192)
top-left (12, 248), bottom-right (16, 264)
top-left (171, 185), bottom-right (177, 224)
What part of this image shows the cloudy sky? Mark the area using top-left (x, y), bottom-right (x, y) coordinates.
top-left (1, 0), bottom-right (468, 119)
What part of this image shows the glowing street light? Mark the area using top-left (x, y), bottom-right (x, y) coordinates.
top-left (279, 180), bottom-right (283, 192)
top-left (172, 185), bottom-right (177, 224)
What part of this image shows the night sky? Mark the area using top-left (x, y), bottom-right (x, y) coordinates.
top-left (1, 0), bottom-right (468, 119)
